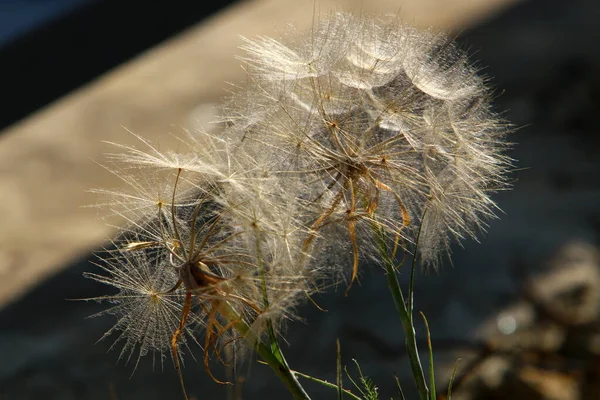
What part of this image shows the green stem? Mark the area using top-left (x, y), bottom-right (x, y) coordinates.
top-left (295, 371), bottom-right (361, 400)
top-left (408, 207), bottom-right (427, 318)
top-left (374, 227), bottom-right (429, 400)
top-left (384, 262), bottom-right (429, 400)
top-left (253, 232), bottom-right (308, 397)
top-left (253, 234), bottom-right (283, 361)
top-left (220, 301), bottom-right (311, 399)
top-left (256, 341), bottom-right (311, 400)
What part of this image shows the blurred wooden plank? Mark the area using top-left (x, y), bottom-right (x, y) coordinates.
top-left (0, 0), bottom-right (519, 306)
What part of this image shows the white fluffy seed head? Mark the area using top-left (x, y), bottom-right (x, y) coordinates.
top-left (87, 129), bottom-right (320, 370)
top-left (84, 236), bottom-right (201, 371)
top-left (224, 12), bottom-right (513, 272)
top-left (87, 11), bottom-right (513, 377)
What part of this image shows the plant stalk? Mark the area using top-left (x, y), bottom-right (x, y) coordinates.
top-left (219, 301), bottom-right (311, 399)
top-left (383, 261), bottom-right (429, 400)
top-left (374, 227), bottom-right (429, 400)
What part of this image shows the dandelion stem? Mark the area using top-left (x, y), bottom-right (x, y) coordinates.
top-left (218, 300), bottom-right (311, 399)
top-left (251, 229), bottom-right (308, 398)
top-left (257, 341), bottom-right (311, 400)
top-left (373, 226), bottom-right (429, 400)
top-left (408, 208), bottom-right (427, 318)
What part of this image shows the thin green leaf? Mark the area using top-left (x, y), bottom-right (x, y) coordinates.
top-left (394, 373), bottom-right (406, 400)
top-left (348, 359), bottom-right (379, 400)
top-left (344, 365), bottom-right (363, 396)
top-left (420, 312), bottom-right (436, 400)
top-left (447, 359), bottom-right (461, 400)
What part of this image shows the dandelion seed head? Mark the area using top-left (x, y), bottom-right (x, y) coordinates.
top-left (87, 11), bottom-right (513, 390)
top-left (225, 11), bottom-right (513, 272)
top-left (85, 238), bottom-right (201, 371)
top-left (87, 127), bottom-right (319, 377)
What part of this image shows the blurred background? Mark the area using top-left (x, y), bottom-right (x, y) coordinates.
top-left (1, 0), bottom-right (599, 399)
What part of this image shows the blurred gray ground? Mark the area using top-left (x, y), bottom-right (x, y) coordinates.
top-left (3, 0), bottom-right (600, 398)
